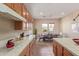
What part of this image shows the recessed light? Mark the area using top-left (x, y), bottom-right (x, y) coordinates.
top-left (23, 12), bottom-right (26, 16)
top-left (40, 12), bottom-right (43, 15)
top-left (61, 12), bottom-right (65, 15)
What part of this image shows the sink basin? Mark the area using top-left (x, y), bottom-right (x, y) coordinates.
top-left (73, 39), bottom-right (79, 45)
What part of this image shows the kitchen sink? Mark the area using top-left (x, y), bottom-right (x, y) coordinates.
top-left (73, 39), bottom-right (79, 45)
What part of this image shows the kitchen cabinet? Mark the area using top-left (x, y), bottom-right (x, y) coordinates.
top-left (5, 3), bottom-right (33, 22)
top-left (14, 21), bottom-right (27, 30)
top-left (14, 21), bottom-right (23, 30)
top-left (29, 39), bottom-right (35, 56)
top-left (4, 3), bottom-right (14, 9)
top-left (4, 3), bottom-right (34, 30)
top-left (53, 40), bottom-right (73, 56)
top-left (63, 48), bottom-right (73, 56)
top-left (19, 44), bottom-right (29, 56)
top-left (29, 15), bottom-right (33, 23)
top-left (53, 41), bottom-right (57, 56)
top-left (56, 43), bottom-right (63, 56)
top-left (53, 41), bottom-right (63, 56)
top-left (19, 39), bottom-right (35, 56)
top-left (22, 5), bottom-right (27, 18)
top-left (5, 3), bottom-right (23, 15)
top-left (12, 3), bottom-right (23, 15)
top-left (27, 13), bottom-right (33, 23)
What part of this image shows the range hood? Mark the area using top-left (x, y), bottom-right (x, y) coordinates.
top-left (0, 4), bottom-right (26, 22)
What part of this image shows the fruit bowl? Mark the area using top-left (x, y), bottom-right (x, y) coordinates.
top-left (6, 39), bottom-right (14, 48)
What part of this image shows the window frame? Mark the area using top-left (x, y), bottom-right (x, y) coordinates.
top-left (41, 23), bottom-right (55, 32)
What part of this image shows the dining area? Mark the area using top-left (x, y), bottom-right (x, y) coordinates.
top-left (36, 32), bottom-right (60, 42)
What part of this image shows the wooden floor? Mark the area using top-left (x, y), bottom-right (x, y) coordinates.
top-left (32, 40), bottom-right (54, 56)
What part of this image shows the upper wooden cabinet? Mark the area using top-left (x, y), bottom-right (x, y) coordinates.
top-left (5, 3), bottom-right (33, 22)
top-left (12, 3), bottom-right (23, 15)
top-left (4, 3), bottom-right (33, 30)
top-left (4, 3), bottom-right (14, 9)
top-left (14, 21), bottom-right (23, 30)
top-left (22, 5), bottom-right (28, 18)
top-left (5, 3), bottom-right (24, 16)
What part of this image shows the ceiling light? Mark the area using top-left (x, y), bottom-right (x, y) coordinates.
top-left (23, 12), bottom-right (26, 16)
top-left (40, 12), bottom-right (43, 15)
top-left (61, 12), bottom-right (65, 15)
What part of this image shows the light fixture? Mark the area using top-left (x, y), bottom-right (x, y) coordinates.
top-left (61, 12), bottom-right (65, 15)
top-left (40, 12), bottom-right (43, 15)
top-left (73, 14), bottom-right (79, 21)
top-left (23, 12), bottom-right (26, 16)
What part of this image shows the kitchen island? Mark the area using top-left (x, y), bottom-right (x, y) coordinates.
top-left (53, 38), bottom-right (79, 56)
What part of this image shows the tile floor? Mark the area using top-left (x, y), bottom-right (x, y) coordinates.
top-left (32, 40), bottom-right (54, 56)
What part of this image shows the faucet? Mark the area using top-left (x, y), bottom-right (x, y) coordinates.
top-left (20, 32), bottom-right (24, 38)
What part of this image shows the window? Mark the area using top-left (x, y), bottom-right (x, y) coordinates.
top-left (72, 23), bottom-right (79, 32)
top-left (42, 24), bottom-right (48, 31)
top-left (49, 24), bottom-right (54, 31)
top-left (42, 23), bottom-right (54, 32)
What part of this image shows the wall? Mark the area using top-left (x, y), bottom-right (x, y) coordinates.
top-left (34, 19), bottom-right (61, 34)
top-left (61, 10), bottom-right (79, 38)
top-left (0, 18), bottom-right (15, 34)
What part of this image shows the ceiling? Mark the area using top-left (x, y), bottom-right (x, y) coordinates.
top-left (25, 3), bottom-right (79, 19)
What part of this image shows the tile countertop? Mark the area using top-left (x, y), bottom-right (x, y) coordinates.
top-left (0, 35), bottom-right (35, 56)
top-left (53, 38), bottom-right (79, 56)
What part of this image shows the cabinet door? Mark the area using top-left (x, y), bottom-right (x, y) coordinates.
top-left (4, 3), bottom-right (14, 9)
top-left (25, 45), bottom-right (30, 56)
top-left (29, 39), bottom-right (35, 56)
top-left (53, 41), bottom-right (57, 56)
top-left (12, 3), bottom-right (23, 15)
top-left (14, 21), bottom-right (23, 30)
top-left (56, 43), bottom-right (63, 56)
top-left (27, 13), bottom-right (33, 23)
top-left (53, 41), bottom-right (63, 56)
top-left (22, 5), bottom-right (26, 17)
top-left (19, 45), bottom-right (28, 56)
top-left (29, 40), bottom-right (34, 56)
top-left (63, 48), bottom-right (73, 56)
top-left (19, 45), bottom-right (30, 56)
top-left (5, 3), bottom-right (23, 15)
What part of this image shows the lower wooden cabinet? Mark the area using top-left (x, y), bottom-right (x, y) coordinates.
top-left (63, 48), bottom-right (73, 56)
top-left (29, 39), bottom-right (35, 56)
top-left (53, 41), bottom-right (73, 56)
top-left (19, 39), bottom-right (35, 56)
top-left (19, 44), bottom-right (29, 56)
top-left (53, 41), bottom-right (57, 56)
top-left (56, 43), bottom-right (63, 56)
